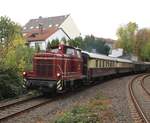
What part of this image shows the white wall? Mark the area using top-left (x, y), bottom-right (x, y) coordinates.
top-left (109, 48), bottom-right (123, 57)
top-left (60, 15), bottom-right (80, 39)
top-left (29, 41), bottom-right (46, 50)
top-left (45, 29), bottom-right (69, 46)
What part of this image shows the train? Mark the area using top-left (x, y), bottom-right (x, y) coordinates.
top-left (23, 44), bottom-right (150, 93)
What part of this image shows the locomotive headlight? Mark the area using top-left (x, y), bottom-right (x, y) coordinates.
top-left (57, 73), bottom-right (61, 77)
top-left (23, 72), bottom-right (26, 77)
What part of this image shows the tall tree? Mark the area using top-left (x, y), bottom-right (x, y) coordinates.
top-left (0, 16), bottom-right (22, 63)
top-left (135, 28), bottom-right (150, 58)
top-left (50, 39), bottom-right (59, 47)
top-left (140, 41), bottom-right (150, 61)
top-left (116, 22), bottom-right (138, 54)
top-left (135, 28), bottom-right (150, 60)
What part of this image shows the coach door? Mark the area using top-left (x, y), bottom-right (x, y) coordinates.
top-left (82, 53), bottom-right (89, 75)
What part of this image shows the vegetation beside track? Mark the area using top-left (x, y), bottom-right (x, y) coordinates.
top-left (54, 92), bottom-right (115, 123)
top-left (0, 16), bottom-right (35, 100)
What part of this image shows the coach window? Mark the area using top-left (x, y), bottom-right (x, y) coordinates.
top-left (103, 60), bottom-right (105, 68)
top-left (66, 48), bottom-right (75, 56)
top-left (99, 60), bottom-right (101, 68)
top-left (106, 61), bottom-right (108, 67)
top-left (96, 60), bottom-right (98, 68)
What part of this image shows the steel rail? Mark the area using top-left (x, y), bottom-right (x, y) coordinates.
top-left (0, 95), bottom-right (41, 110)
top-left (129, 74), bottom-right (149, 123)
top-left (0, 98), bottom-right (53, 122)
top-left (141, 75), bottom-right (150, 96)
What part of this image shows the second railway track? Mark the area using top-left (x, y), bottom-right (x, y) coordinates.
top-left (128, 74), bottom-right (150, 123)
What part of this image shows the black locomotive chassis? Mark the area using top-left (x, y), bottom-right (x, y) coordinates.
top-left (24, 78), bottom-right (57, 92)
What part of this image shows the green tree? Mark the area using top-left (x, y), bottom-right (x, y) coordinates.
top-left (51, 39), bottom-right (59, 47)
top-left (69, 37), bottom-right (83, 48)
top-left (46, 41), bottom-right (51, 51)
top-left (140, 41), bottom-right (150, 61)
top-left (116, 22), bottom-right (138, 54)
top-left (135, 28), bottom-right (150, 60)
top-left (0, 16), bottom-right (22, 62)
top-left (82, 35), bottom-right (110, 55)
top-left (0, 16), bottom-right (35, 99)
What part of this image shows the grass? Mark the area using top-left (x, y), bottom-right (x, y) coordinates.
top-left (53, 92), bottom-right (114, 123)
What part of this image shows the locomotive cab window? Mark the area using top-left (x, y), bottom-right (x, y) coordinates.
top-left (51, 47), bottom-right (59, 53)
top-left (66, 48), bottom-right (75, 56)
top-left (77, 50), bottom-right (81, 58)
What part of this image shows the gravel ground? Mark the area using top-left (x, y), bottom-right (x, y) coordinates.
top-left (2, 75), bottom-right (135, 123)
top-left (144, 76), bottom-right (150, 94)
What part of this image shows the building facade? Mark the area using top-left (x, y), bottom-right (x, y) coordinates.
top-left (23, 14), bottom-right (80, 50)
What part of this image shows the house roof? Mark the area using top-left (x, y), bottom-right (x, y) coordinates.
top-left (25, 27), bottom-right (59, 42)
top-left (23, 14), bottom-right (69, 33)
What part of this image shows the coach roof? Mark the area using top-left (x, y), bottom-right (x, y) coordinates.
top-left (116, 58), bottom-right (132, 63)
top-left (82, 51), bottom-right (116, 61)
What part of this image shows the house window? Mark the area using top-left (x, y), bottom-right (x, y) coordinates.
top-left (23, 27), bottom-right (27, 30)
top-left (55, 24), bottom-right (59, 27)
top-left (49, 25), bottom-right (52, 27)
top-left (30, 26), bottom-right (34, 29)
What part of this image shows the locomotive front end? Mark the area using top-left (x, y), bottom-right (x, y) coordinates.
top-left (23, 45), bottom-right (64, 93)
top-left (23, 44), bottom-right (83, 94)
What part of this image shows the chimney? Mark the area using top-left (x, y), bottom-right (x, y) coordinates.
top-left (39, 23), bottom-right (43, 33)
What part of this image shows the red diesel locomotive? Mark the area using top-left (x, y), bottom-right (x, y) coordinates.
top-left (23, 44), bottom-right (150, 93)
top-left (23, 44), bottom-right (84, 93)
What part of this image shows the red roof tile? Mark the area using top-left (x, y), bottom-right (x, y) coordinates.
top-left (25, 27), bottom-right (58, 42)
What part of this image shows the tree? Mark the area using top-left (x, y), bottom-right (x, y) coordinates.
top-left (82, 35), bottom-right (110, 55)
top-left (116, 22), bottom-right (138, 54)
top-left (140, 41), bottom-right (150, 61)
top-left (69, 36), bottom-right (84, 48)
top-left (51, 39), bottom-right (59, 47)
top-left (0, 16), bottom-right (35, 99)
top-left (135, 28), bottom-right (150, 59)
top-left (46, 41), bottom-right (51, 51)
top-left (0, 16), bottom-right (22, 64)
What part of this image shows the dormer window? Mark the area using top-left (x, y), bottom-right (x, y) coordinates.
top-left (49, 25), bottom-right (52, 27)
top-left (55, 24), bottom-right (59, 27)
top-left (30, 26), bottom-right (34, 29)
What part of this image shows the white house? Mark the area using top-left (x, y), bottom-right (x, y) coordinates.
top-left (23, 14), bottom-right (80, 50)
top-left (26, 27), bottom-right (70, 50)
top-left (109, 48), bottom-right (123, 57)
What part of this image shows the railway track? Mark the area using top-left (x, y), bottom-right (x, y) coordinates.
top-left (0, 88), bottom-right (84, 122)
top-left (0, 95), bottom-right (41, 110)
top-left (128, 74), bottom-right (150, 123)
top-left (0, 95), bottom-right (53, 122)
top-left (141, 75), bottom-right (150, 96)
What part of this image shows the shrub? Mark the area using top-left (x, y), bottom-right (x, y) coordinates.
top-left (0, 67), bottom-right (23, 100)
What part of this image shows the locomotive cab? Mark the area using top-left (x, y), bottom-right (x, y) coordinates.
top-left (23, 44), bottom-right (83, 93)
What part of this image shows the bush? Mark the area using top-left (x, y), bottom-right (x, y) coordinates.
top-left (55, 106), bottom-right (100, 123)
top-left (0, 67), bottom-right (23, 100)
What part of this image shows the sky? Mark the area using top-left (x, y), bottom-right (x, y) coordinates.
top-left (0, 0), bottom-right (150, 39)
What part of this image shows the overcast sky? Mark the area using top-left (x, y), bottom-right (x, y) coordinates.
top-left (0, 0), bottom-right (150, 39)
